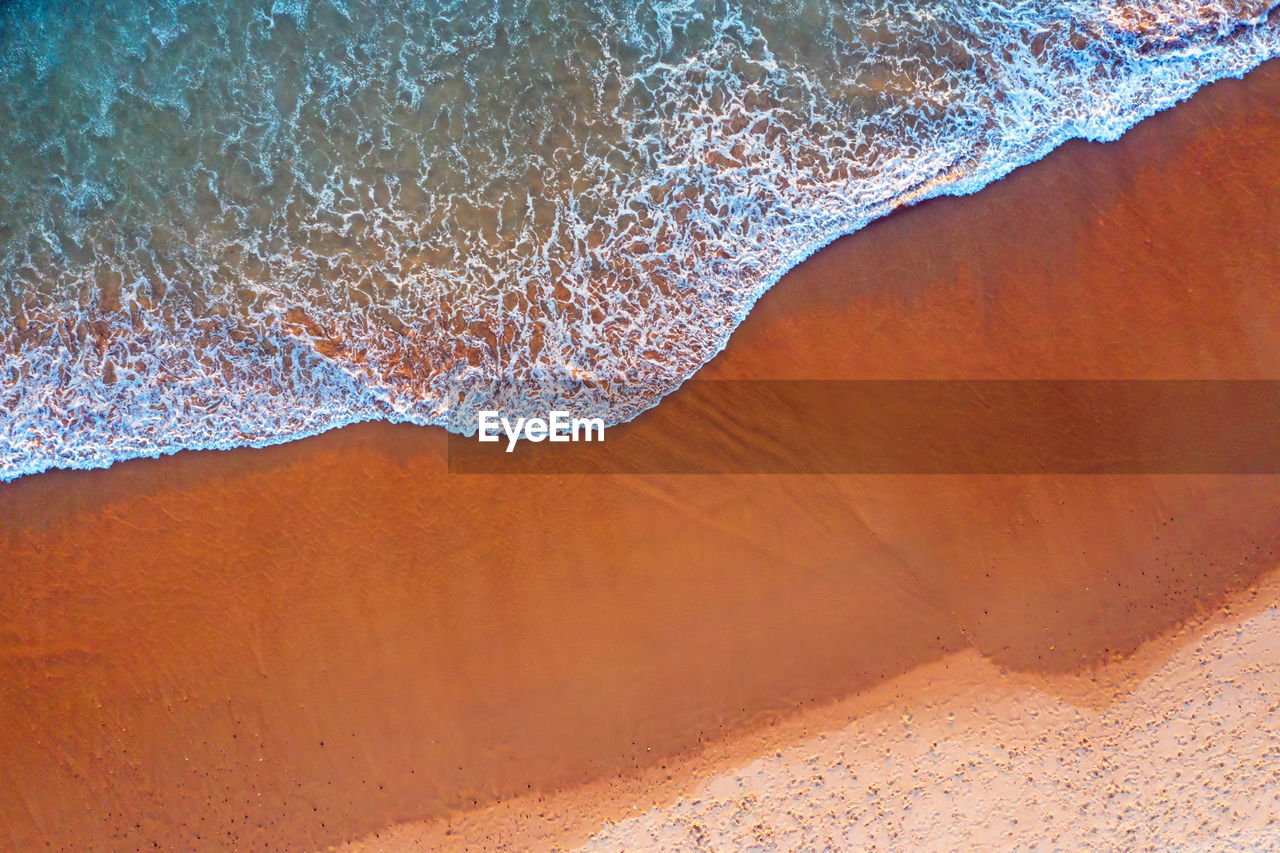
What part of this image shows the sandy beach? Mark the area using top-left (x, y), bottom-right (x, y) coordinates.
top-left (2, 59), bottom-right (1279, 852)
top-left (346, 569), bottom-right (1280, 851)
top-left (574, 572), bottom-right (1280, 851)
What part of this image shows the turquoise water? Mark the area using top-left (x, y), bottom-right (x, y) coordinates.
top-left (1, 0), bottom-right (1277, 479)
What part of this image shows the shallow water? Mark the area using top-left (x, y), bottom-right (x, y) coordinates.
top-left (1, 0), bottom-right (1277, 479)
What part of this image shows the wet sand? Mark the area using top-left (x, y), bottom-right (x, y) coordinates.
top-left (576, 572), bottom-right (1280, 850)
top-left (347, 568), bottom-right (1280, 851)
top-left (3, 60), bottom-right (1280, 850)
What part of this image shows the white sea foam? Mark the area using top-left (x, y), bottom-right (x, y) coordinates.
top-left (1, 0), bottom-right (1277, 479)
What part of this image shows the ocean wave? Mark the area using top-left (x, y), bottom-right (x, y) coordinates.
top-left (1, 0), bottom-right (1278, 479)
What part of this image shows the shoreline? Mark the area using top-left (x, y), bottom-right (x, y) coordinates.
top-left (4, 51), bottom-right (1276, 484)
top-left (3, 60), bottom-right (1280, 851)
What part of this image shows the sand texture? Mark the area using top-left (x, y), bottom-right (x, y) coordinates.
top-left (343, 573), bottom-right (1280, 851)
top-left (575, 575), bottom-right (1280, 852)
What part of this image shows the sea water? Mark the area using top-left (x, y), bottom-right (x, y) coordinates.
top-left (1, 0), bottom-right (1277, 479)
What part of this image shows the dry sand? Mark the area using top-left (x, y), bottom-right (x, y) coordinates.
top-left (2, 61), bottom-right (1279, 851)
top-left (346, 571), bottom-right (1280, 851)
top-left (576, 573), bottom-right (1280, 851)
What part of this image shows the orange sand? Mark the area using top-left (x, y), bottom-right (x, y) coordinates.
top-left (345, 568), bottom-right (1280, 851)
top-left (2, 61), bottom-right (1279, 851)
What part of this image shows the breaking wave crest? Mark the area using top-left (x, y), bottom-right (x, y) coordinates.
top-left (2, 0), bottom-right (1278, 479)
